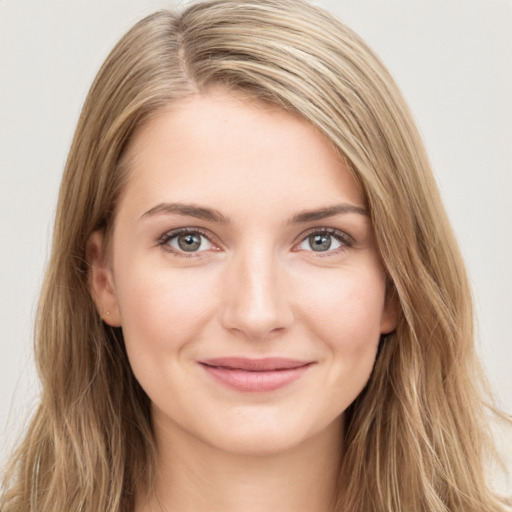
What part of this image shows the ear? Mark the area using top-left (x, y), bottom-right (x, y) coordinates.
top-left (87, 230), bottom-right (122, 327)
top-left (380, 284), bottom-right (399, 335)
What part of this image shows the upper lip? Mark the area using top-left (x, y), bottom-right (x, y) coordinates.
top-left (199, 357), bottom-right (312, 371)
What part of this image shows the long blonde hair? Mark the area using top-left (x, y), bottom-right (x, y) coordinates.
top-left (1, 1), bottom-right (510, 510)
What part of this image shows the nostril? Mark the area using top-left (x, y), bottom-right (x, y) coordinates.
top-left (221, 295), bottom-right (292, 340)
top-left (219, 254), bottom-right (294, 339)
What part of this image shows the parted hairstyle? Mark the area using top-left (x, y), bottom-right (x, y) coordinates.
top-left (1, 1), bottom-right (510, 511)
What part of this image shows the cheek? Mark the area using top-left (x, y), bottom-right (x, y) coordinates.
top-left (299, 266), bottom-right (387, 337)
top-left (295, 265), bottom-right (386, 380)
top-left (112, 255), bottom-right (218, 366)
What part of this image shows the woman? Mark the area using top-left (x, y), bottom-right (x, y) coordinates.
top-left (1, 0), bottom-right (510, 510)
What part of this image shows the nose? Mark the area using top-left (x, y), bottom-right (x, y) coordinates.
top-left (220, 246), bottom-right (294, 341)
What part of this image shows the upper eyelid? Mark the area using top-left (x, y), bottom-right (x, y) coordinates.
top-left (157, 226), bottom-right (354, 251)
top-left (156, 227), bottom-right (219, 254)
top-left (293, 227), bottom-right (353, 245)
top-left (157, 228), bottom-right (219, 258)
top-left (159, 226), bottom-right (216, 243)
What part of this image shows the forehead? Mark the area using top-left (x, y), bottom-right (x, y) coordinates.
top-left (118, 89), bottom-right (365, 220)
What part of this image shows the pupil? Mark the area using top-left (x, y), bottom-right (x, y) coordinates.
top-left (178, 233), bottom-right (201, 252)
top-left (310, 234), bottom-right (331, 251)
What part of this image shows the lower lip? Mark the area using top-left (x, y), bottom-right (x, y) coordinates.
top-left (200, 364), bottom-right (312, 392)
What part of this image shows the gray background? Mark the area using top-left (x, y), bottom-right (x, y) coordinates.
top-left (1, 0), bottom-right (511, 488)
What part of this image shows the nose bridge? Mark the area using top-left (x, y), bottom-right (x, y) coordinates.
top-left (221, 242), bottom-right (292, 340)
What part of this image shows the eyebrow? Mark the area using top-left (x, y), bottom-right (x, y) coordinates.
top-left (288, 203), bottom-right (368, 224)
top-left (140, 203), bottom-right (229, 223)
top-left (140, 201), bottom-right (367, 224)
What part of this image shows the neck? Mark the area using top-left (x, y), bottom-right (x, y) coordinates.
top-left (137, 415), bottom-right (343, 512)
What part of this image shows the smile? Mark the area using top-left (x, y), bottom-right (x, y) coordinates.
top-left (198, 357), bottom-right (314, 392)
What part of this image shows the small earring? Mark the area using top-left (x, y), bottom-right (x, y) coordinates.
top-left (105, 311), bottom-right (111, 316)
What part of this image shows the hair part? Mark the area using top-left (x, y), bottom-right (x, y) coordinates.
top-left (1, 1), bottom-right (510, 511)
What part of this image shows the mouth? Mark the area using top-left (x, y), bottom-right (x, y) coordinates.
top-left (198, 357), bottom-right (314, 392)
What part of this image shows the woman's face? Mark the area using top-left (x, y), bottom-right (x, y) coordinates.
top-left (91, 89), bottom-right (396, 455)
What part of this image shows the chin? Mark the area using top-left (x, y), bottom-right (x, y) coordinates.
top-left (205, 432), bottom-right (308, 457)
top-left (194, 411), bottom-right (343, 458)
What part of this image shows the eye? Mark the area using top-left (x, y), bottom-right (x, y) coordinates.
top-left (295, 229), bottom-right (351, 254)
top-left (159, 229), bottom-right (215, 254)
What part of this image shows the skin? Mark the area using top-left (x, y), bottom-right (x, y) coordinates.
top-left (89, 89), bottom-right (397, 511)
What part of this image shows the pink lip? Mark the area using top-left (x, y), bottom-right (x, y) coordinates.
top-left (198, 357), bottom-right (314, 392)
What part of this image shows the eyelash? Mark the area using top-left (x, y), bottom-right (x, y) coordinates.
top-left (157, 227), bottom-right (354, 258)
top-left (157, 227), bottom-right (218, 258)
top-left (294, 228), bottom-right (354, 257)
